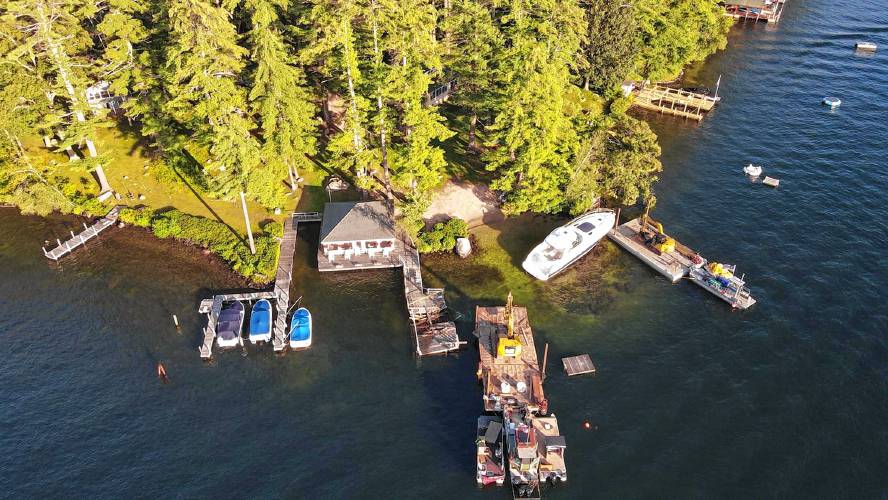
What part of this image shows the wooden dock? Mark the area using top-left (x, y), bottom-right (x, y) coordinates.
top-left (402, 238), bottom-right (461, 356)
top-left (198, 291), bottom-right (277, 358)
top-left (562, 354), bottom-right (596, 376)
top-left (43, 206), bottom-right (120, 260)
top-left (608, 217), bottom-right (693, 283)
top-left (198, 212), bottom-right (321, 358)
top-left (475, 305), bottom-right (545, 413)
top-left (633, 85), bottom-right (719, 121)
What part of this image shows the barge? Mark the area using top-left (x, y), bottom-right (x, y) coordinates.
top-left (475, 294), bottom-right (568, 498)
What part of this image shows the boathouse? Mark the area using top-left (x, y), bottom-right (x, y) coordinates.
top-left (317, 201), bottom-right (402, 271)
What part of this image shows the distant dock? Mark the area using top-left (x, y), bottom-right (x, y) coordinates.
top-left (724, 0), bottom-right (786, 23)
top-left (632, 84), bottom-right (719, 121)
top-left (43, 206), bottom-right (120, 260)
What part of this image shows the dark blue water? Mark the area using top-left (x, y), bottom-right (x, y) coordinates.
top-left (2, 1), bottom-right (886, 498)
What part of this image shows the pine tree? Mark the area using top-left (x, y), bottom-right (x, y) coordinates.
top-left (484, 0), bottom-right (585, 214)
top-left (246, 0), bottom-right (317, 206)
top-left (163, 0), bottom-right (260, 198)
top-left (4, 0), bottom-right (114, 195)
top-left (580, 0), bottom-right (639, 93)
top-left (440, 0), bottom-right (502, 149)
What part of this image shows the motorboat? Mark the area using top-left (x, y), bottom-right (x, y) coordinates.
top-left (855, 41), bottom-right (877, 51)
top-left (476, 416), bottom-right (505, 486)
top-left (743, 164), bottom-right (763, 177)
top-left (522, 209), bottom-right (616, 281)
top-left (822, 97), bottom-right (841, 108)
top-left (216, 301), bottom-right (244, 348)
top-left (248, 299), bottom-right (272, 344)
top-left (289, 307), bottom-right (312, 349)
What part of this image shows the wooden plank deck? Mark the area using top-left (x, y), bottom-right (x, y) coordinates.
top-left (43, 206), bottom-right (121, 260)
top-left (608, 218), bottom-right (692, 283)
top-left (272, 215), bottom-right (298, 352)
top-left (562, 354), bottom-right (596, 376)
top-left (402, 238), bottom-right (461, 356)
top-left (633, 85), bottom-right (719, 121)
top-left (475, 306), bottom-right (544, 412)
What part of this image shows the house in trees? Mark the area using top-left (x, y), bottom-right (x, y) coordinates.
top-left (86, 81), bottom-right (125, 112)
top-left (317, 201), bottom-right (402, 271)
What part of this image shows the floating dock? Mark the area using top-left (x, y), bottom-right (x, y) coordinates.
top-left (608, 217), bottom-right (692, 283)
top-left (43, 206), bottom-right (120, 260)
top-left (562, 354), bottom-right (596, 376)
top-left (632, 85), bottom-right (719, 121)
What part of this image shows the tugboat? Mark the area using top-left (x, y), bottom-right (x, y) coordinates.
top-left (476, 416), bottom-right (506, 486)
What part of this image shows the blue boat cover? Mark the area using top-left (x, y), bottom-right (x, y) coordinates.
top-left (218, 302), bottom-right (244, 340)
top-left (249, 300), bottom-right (272, 336)
top-left (290, 308), bottom-right (311, 341)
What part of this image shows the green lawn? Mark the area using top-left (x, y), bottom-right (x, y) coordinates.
top-left (21, 128), bottom-right (326, 233)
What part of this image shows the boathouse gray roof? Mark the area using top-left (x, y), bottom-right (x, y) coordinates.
top-left (319, 201), bottom-right (396, 243)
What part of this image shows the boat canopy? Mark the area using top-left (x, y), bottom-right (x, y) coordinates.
top-left (485, 421), bottom-right (503, 444)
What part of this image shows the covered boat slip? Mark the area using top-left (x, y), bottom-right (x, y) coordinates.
top-left (475, 306), bottom-right (545, 413)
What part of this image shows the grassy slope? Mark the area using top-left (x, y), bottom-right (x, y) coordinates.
top-left (20, 128), bottom-right (328, 232)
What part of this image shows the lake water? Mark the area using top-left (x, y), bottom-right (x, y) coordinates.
top-left (1, 1), bottom-right (886, 497)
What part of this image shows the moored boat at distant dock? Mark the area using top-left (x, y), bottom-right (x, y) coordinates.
top-left (289, 307), bottom-right (312, 349)
top-left (248, 299), bottom-right (272, 344)
top-left (476, 416), bottom-right (506, 486)
top-left (522, 209), bottom-right (616, 281)
top-left (216, 301), bottom-right (244, 348)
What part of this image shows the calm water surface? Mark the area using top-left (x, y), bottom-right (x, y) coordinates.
top-left (2, 1), bottom-right (886, 497)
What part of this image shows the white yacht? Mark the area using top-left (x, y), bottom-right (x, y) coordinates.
top-left (522, 209), bottom-right (616, 281)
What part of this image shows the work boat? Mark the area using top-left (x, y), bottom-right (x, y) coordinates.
top-left (507, 409), bottom-right (542, 499)
top-left (522, 209), bottom-right (616, 281)
top-left (216, 301), bottom-right (245, 348)
top-left (248, 299), bottom-right (272, 344)
top-left (476, 416), bottom-right (506, 486)
top-left (688, 259), bottom-right (756, 309)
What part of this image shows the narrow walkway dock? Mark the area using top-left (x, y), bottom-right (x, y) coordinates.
top-left (402, 236), bottom-right (460, 356)
top-left (608, 217), bottom-right (692, 283)
top-left (633, 85), bottom-right (719, 121)
top-left (43, 206), bottom-right (120, 260)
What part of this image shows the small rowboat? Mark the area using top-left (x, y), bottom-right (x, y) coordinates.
top-left (289, 307), bottom-right (312, 349)
top-left (822, 97), bottom-right (841, 108)
top-left (248, 299), bottom-right (272, 344)
top-left (855, 41), bottom-right (877, 51)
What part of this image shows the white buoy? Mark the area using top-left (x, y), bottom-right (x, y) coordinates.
top-left (172, 314), bottom-right (179, 327)
top-left (855, 41), bottom-right (877, 51)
